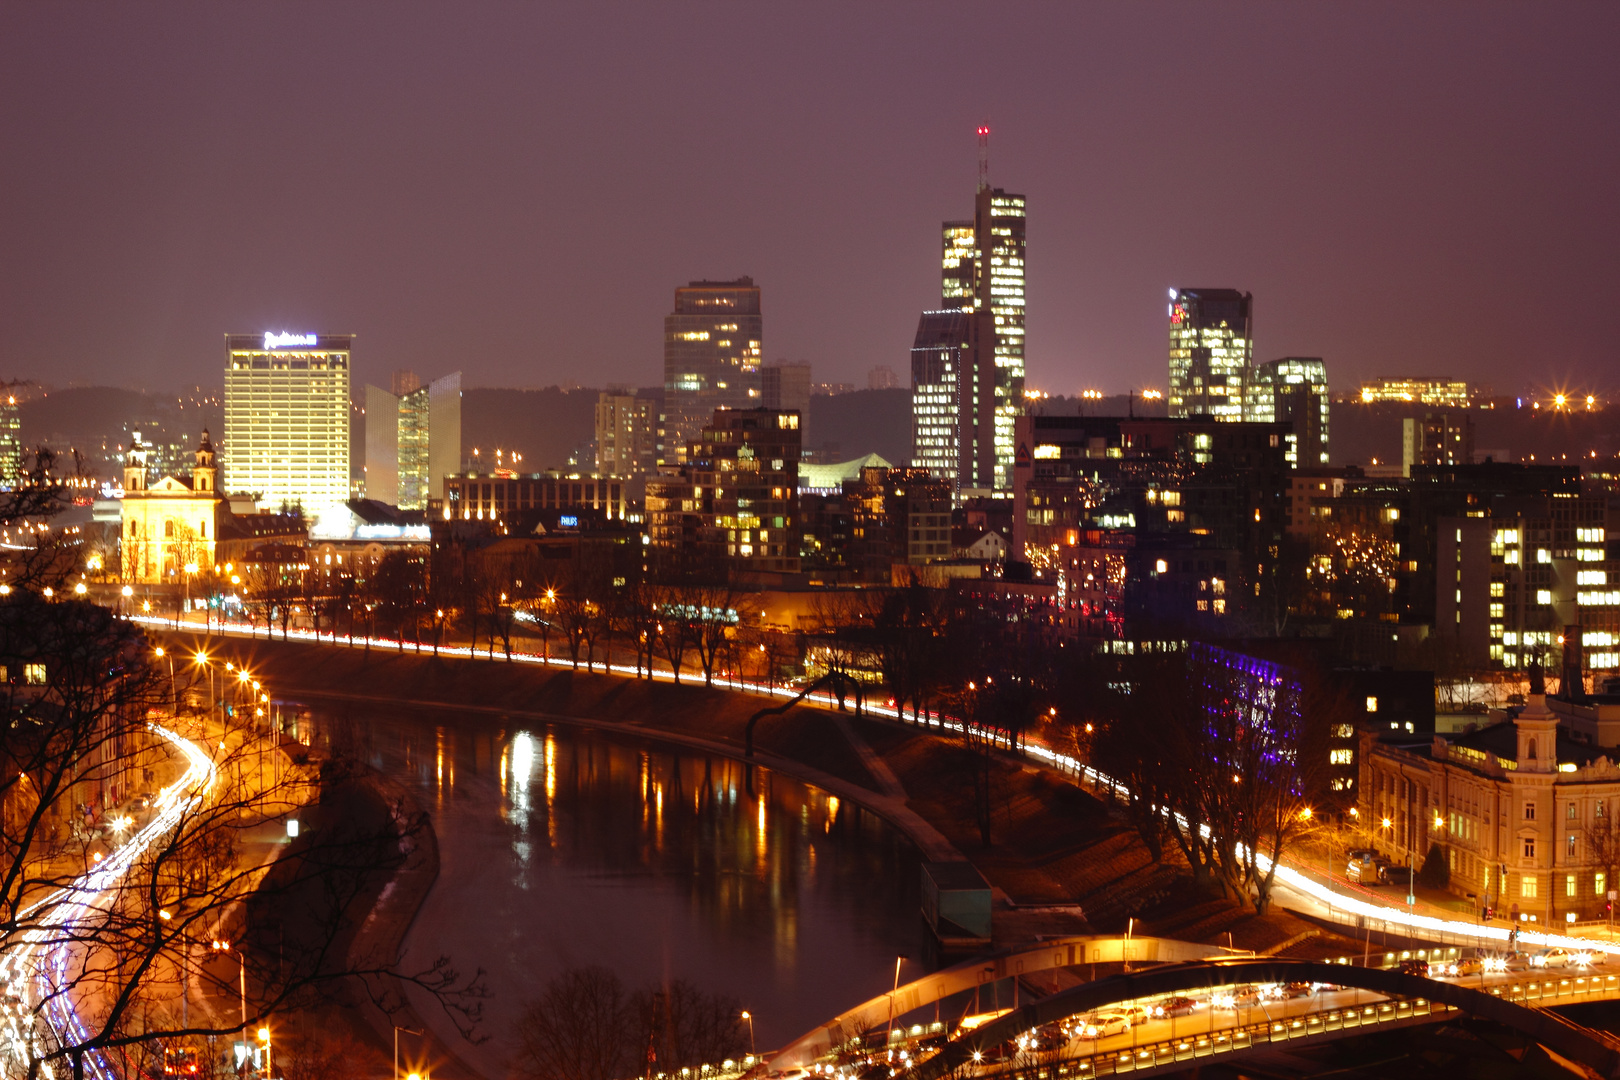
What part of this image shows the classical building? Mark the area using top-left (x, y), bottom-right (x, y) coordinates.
top-left (120, 432), bottom-right (223, 585)
top-left (1363, 690), bottom-right (1620, 924)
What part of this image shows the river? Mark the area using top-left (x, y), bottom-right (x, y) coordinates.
top-left (293, 699), bottom-right (926, 1078)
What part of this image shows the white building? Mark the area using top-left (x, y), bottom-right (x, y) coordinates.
top-left (223, 332), bottom-right (352, 518)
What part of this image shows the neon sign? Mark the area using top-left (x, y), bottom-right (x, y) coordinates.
top-left (263, 332), bottom-right (318, 349)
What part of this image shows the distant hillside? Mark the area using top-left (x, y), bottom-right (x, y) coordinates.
top-left (1328, 401), bottom-right (1620, 467)
top-left (461, 387), bottom-right (600, 471)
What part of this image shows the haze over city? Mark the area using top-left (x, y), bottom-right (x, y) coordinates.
top-left (3, 3), bottom-right (1618, 395)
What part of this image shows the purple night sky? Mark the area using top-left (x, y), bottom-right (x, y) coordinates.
top-left (2, 3), bottom-right (1616, 398)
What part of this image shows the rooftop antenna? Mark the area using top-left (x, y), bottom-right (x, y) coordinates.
top-left (977, 125), bottom-right (990, 191)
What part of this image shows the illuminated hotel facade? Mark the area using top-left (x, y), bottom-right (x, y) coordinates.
top-left (223, 333), bottom-right (352, 514)
top-left (661, 278), bottom-right (763, 464)
top-left (912, 185), bottom-right (1026, 498)
top-left (1167, 289), bottom-right (1253, 421)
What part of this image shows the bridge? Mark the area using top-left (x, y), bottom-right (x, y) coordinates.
top-left (772, 945), bottom-right (1620, 1080)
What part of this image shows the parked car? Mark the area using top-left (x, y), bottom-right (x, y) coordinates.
top-left (1397, 958), bottom-right (1430, 977)
top-left (1378, 862), bottom-right (1414, 887)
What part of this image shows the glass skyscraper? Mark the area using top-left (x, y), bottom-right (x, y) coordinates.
top-left (912, 185), bottom-right (1025, 498)
top-left (1167, 289), bottom-right (1253, 420)
top-left (661, 277), bottom-right (763, 464)
top-left (223, 333), bottom-right (352, 515)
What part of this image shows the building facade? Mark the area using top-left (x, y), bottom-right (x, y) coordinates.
top-left (365, 371), bottom-right (462, 509)
top-left (1360, 377), bottom-right (1472, 407)
top-left (0, 392), bottom-right (19, 486)
top-left (914, 184), bottom-right (1026, 498)
top-left (442, 473), bottom-right (629, 522)
top-left (120, 432), bottom-right (222, 585)
top-left (645, 408), bottom-right (801, 573)
top-left (1403, 412), bottom-right (1475, 475)
top-left (661, 278), bottom-right (763, 464)
top-left (1246, 357), bottom-right (1330, 467)
top-left (1167, 289), bottom-right (1253, 421)
top-left (223, 332), bottom-right (352, 514)
top-left (762, 362), bottom-right (812, 416)
top-left (594, 392), bottom-right (657, 479)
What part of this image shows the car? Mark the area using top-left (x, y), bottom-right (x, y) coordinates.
top-left (1281, 982), bottom-right (1315, 999)
top-left (1159, 996), bottom-right (1198, 1017)
top-left (1118, 1005), bottom-right (1149, 1027)
top-left (1453, 957), bottom-right (1486, 976)
top-left (1396, 958), bottom-right (1430, 977)
top-left (1378, 862), bottom-right (1414, 887)
top-left (1024, 1024), bottom-right (1068, 1053)
top-left (1347, 848), bottom-right (1376, 863)
top-left (1532, 948), bottom-right (1575, 969)
top-left (1078, 1013), bottom-right (1130, 1040)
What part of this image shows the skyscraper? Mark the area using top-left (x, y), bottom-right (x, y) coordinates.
top-left (762, 361), bottom-right (811, 415)
top-left (910, 167), bottom-right (1026, 498)
top-left (223, 333), bottom-right (352, 515)
top-left (1246, 357), bottom-right (1330, 467)
top-left (1167, 289), bottom-right (1253, 420)
top-left (661, 277), bottom-right (763, 464)
top-left (365, 372), bottom-right (463, 509)
top-left (594, 391), bottom-right (657, 478)
top-left (0, 392), bottom-right (19, 486)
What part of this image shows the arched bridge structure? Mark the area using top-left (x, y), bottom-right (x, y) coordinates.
top-left (902, 958), bottom-right (1620, 1080)
top-left (769, 936), bottom-right (1246, 1070)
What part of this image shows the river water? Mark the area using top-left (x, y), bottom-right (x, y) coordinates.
top-left (292, 700), bottom-right (925, 1079)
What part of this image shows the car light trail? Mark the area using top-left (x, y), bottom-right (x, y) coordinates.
top-left (0, 721), bottom-right (216, 1079)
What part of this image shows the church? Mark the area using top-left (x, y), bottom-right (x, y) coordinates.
top-left (120, 431), bottom-right (223, 585)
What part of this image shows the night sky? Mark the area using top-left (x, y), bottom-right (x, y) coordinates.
top-left (3, 3), bottom-right (1617, 398)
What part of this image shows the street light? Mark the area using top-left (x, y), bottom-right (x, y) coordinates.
top-left (741, 1011), bottom-right (755, 1055)
top-left (258, 1026), bottom-right (272, 1080)
top-left (394, 1025), bottom-right (423, 1080)
top-left (210, 939), bottom-right (247, 1028)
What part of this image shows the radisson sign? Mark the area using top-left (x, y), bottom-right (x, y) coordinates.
top-left (263, 332), bottom-right (319, 349)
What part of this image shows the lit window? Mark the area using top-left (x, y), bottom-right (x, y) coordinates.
top-left (1523, 876), bottom-right (1537, 898)
top-left (24, 663), bottom-right (45, 685)
top-left (1598, 872), bottom-right (1607, 896)
top-left (1568, 874), bottom-right (1577, 897)
top-left (1329, 749), bottom-right (1353, 765)
top-left (1365, 696), bottom-right (1378, 713)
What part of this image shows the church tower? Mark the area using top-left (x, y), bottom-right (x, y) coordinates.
top-left (193, 430), bottom-right (217, 493)
top-left (124, 433), bottom-right (148, 492)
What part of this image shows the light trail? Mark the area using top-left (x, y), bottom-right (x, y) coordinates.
top-left (134, 616), bottom-right (1619, 963)
top-left (0, 721), bottom-right (217, 1079)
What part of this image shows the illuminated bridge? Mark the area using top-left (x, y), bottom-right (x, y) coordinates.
top-left (771, 940), bottom-right (1620, 1080)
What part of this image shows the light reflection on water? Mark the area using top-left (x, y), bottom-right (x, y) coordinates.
top-left (295, 701), bottom-right (924, 1075)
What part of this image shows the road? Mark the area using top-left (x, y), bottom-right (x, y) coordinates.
top-left (0, 721), bottom-right (217, 1080)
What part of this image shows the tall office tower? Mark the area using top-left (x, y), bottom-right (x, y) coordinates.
top-left (1402, 412), bottom-right (1475, 475)
top-left (909, 310), bottom-right (975, 492)
top-left (762, 361), bottom-right (812, 415)
top-left (594, 391), bottom-right (657, 478)
top-left (1246, 357), bottom-right (1330, 467)
top-left (365, 372), bottom-right (462, 508)
top-left (223, 333), bottom-right (352, 514)
top-left (1167, 289), bottom-right (1253, 420)
top-left (915, 170), bottom-right (1026, 497)
top-left (391, 369), bottom-right (422, 396)
top-left (661, 277), bottom-right (763, 464)
top-left (0, 391), bottom-right (20, 486)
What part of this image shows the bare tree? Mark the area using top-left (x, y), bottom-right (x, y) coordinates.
top-left (514, 966), bottom-right (634, 1080)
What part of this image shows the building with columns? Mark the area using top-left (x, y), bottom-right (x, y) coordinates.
top-left (1362, 688), bottom-right (1620, 925)
top-left (120, 431), bottom-right (223, 585)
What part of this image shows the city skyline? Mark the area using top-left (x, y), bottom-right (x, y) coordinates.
top-left (3, 5), bottom-right (1618, 399)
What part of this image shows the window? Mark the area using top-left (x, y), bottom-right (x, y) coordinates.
top-left (24, 662), bottom-right (46, 685)
top-left (1598, 872), bottom-right (1607, 897)
top-left (1570, 802), bottom-right (1579, 820)
top-left (1525, 802), bottom-right (1536, 820)
top-left (1329, 749), bottom-right (1354, 765)
top-left (1332, 724), bottom-right (1355, 738)
top-left (1524, 837), bottom-right (1536, 858)
top-left (1569, 835), bottom-right (1578, 857)
top-left (1568, 874), bottom-right (1578, 898)
top-left (1600, 803), bottom-right (1608, 820)
top-left (1366, 696), bottom-right (1379, 713)
top-left (1523, 876), bottom-right (1538, 898)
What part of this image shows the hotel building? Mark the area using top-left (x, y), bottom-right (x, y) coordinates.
top-left (223, 333), bottom-right (352, 514)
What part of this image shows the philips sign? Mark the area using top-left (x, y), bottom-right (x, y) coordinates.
top-left (263, 332), bottom-right (319, 349)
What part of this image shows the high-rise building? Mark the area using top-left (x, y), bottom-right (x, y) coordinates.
top-left (1167, 289), bottom-right (1253, 420)
top-left (762, 361), bottom-right (811, 415)
top-left (363, 372), bottom-right (462, 509)
top-left (867, 365), bottom-right (900, 391)
top-left (223, 333), bottom-right (352, 514)
top-left (1246, 357), bottom-right (1330, 467)
top-left (594, 392), bottom-right (657, 478)
top-left (645, 408), bottom-right (801, 573)
top-left (909, 310), bottom-right (974, 490)
top-left (391, 369), bottom-right (422, 397)
top-left (1403, 412), bottom-right (1475, 475)
top-left (661, 277), bottom-right (763, 464)
top-left (911, 177), bottom-right (1026, 498)
top-left (0, 391), bottom-right (20, 486)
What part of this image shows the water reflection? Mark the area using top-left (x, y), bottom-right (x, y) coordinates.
top-left (296, 701), bottom-right (923, 1074)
